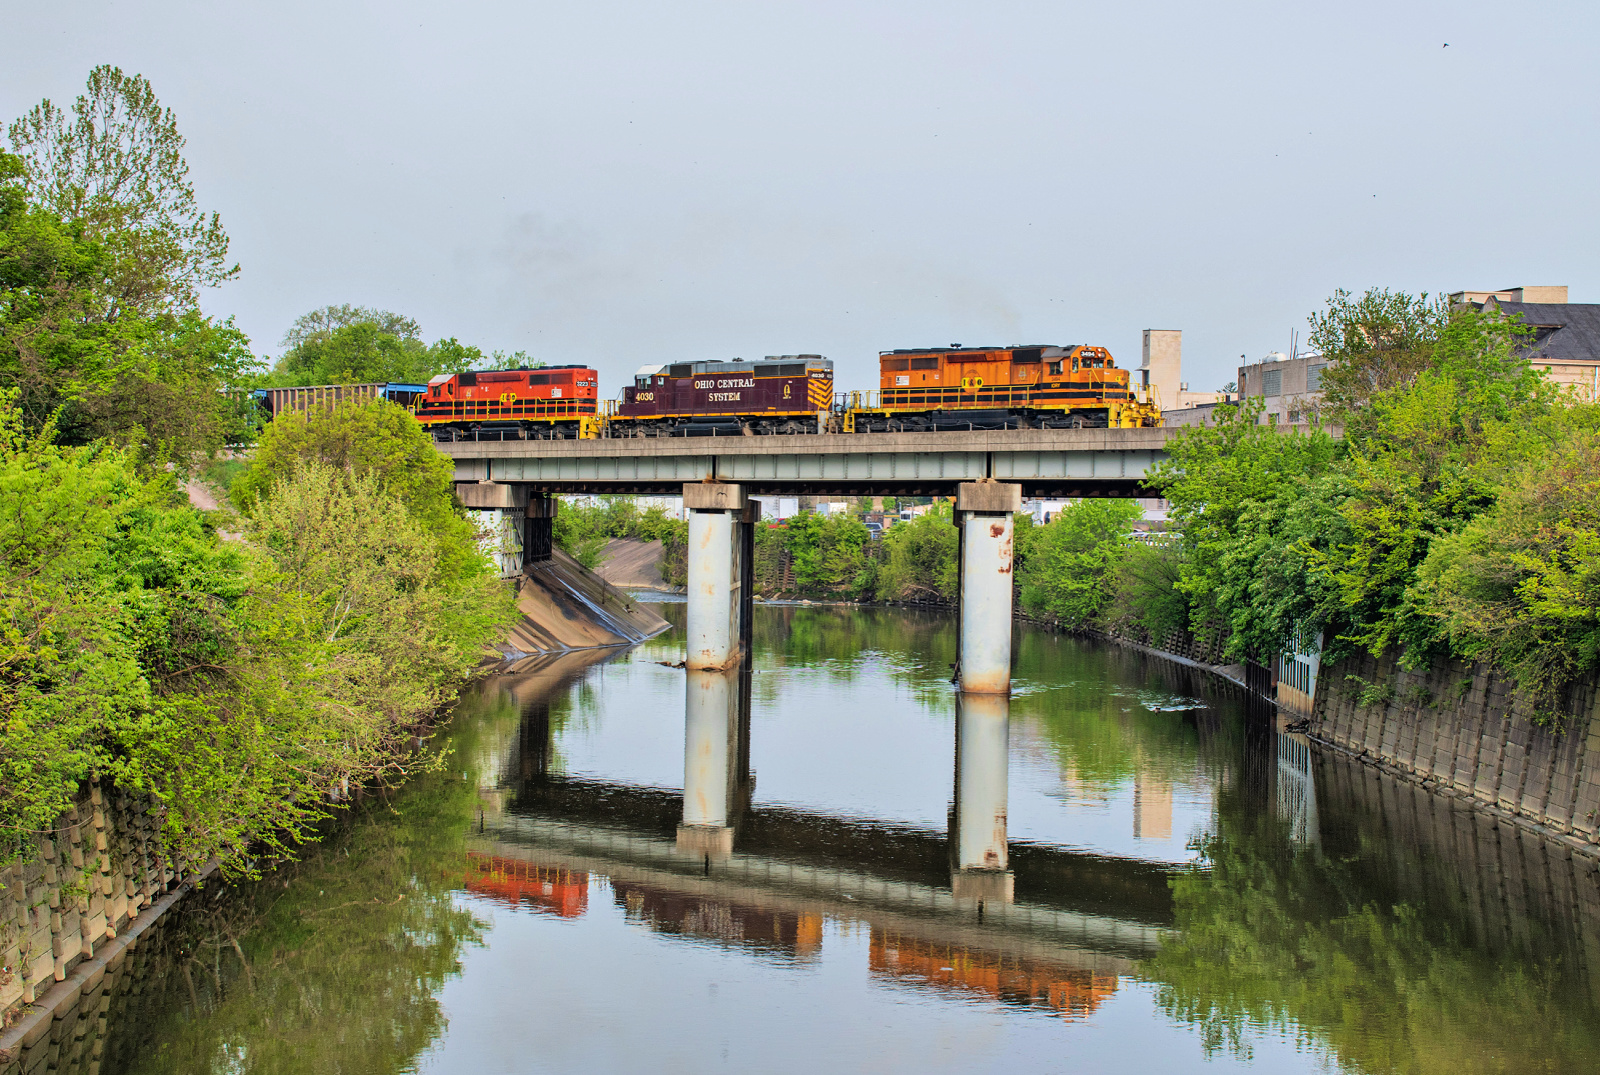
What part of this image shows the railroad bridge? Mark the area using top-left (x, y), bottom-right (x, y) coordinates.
top-left (442, 427), bottom-right (1182, 695)
top-left (439, 426), bottom-right (1176, 499)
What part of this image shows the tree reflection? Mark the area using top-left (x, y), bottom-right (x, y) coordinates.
top-left (101, 685), bottom-right (520, 1075)
top-left (1146, 752), bottom-right (1600, 1072)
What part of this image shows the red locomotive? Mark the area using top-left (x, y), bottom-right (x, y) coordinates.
top-left (612, 355), bottom-right (833, 436)
top-left (415, 365), bottom-right (602, 440)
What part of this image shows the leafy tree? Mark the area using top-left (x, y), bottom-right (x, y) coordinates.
top-left (1104, 541), bottom-right (1191, 643)
top-left (1152, 397), bottom-right (1344, 659)
top-left (72, 311), bottom-right (263, 456)
top-left (268, 320), bottom-right (484, 387)
top-left (3, 127), bottom-right (260, 459)
top-left (281, 304), bottom-right (423, 351)
top-left (875, 501), bottom-right (958, 602)
top-left (260, 303), bottom-right (494, 388)
top-left (0, 150), bottom-right (108, 430)
top-left (0, 400), bottom-right (152, 855)
top-left (231, 398), bottom-right (480, 577)
top-left (1308, 310), bottom-right (1550, 664)
top-left (1307, 287), bottom-right (1444, 413)
top-left (551, 498), bottom-right (611, 569)
top-left (7, 65), bottom-right (237, 316)
top-left (1016, 498), bottom-right (1141, 624)
top-left (1419, 412), bottom-right (1600, 714)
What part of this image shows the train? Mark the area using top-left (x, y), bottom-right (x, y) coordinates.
top-left (412, 343), bottom-right (1161, 440)
top-left (414, 365), bottom-right (603, 440)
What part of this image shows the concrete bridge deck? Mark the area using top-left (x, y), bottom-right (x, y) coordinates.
top-left (441, 427), bottom-right (1179, 496)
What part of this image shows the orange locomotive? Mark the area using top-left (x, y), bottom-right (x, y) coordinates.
top-left (415, 365), bottom-right (603, 440)
top-left (841, 344), bottom-right (1162, 432)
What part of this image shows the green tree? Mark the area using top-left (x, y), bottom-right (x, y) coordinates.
top-left (1419, 413), bottom-right (1600, 714)
top-left (1152, 398), bottom-right (1344, 659)
top-left (551, 497), bottom-right (610, 569)
top-left (1104, 540), bottom-right (1191, 643)
top-left (0, 150), bottom-right (112, 431)
top-left (281, 304), bottom-right (422, 350)
top-left (232, 398), bottom-right (481, 579)
top-left (874, 502), bottom-right (958, 602)
top-left (7, 65), bottom-right (237, 316)
top-left (1307, 287), bottom-right (1444, 413)
top-left (1017, 498), bottom-right (1141, 624)
top-left (0, 400), bottom-right (152, 856)
top-left (264, 305), bottom-right (487, 387)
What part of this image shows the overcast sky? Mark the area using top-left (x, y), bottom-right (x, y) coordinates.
top-left (5, 1), bottom-right (1597, 393)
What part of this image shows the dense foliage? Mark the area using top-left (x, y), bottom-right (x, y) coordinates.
top-left (260, 304), bottom-right (499, 388)
top-left (3, 69), bottom-right (261, 459)
top-left (1152, 290), bottom-right (1600, 716)
top-left (0, 396), bottom-right (513, 872)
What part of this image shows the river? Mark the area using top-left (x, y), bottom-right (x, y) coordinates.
top-left (83, 602), bottom-right (1600, 1073)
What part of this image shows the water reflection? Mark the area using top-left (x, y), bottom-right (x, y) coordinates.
top-left (951, 693), bottom-right (1012, 901)
top-left (64, 607), bottom-right (1600, 1075)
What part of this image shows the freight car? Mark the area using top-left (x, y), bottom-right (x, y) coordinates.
top-left (612, 355), bottom-right (833, 437)
top-left (415, 365), bottom-right (603, 440)
top-left (841, 345), bottom-right (1161, 432)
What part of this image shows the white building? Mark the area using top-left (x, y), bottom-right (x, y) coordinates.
top-left (753, 496), bottom-right (800, 521)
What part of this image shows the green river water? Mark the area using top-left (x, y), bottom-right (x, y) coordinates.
top-left (73, 602), bottom-right (1600, 1074)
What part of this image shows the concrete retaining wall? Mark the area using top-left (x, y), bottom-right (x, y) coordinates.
top-left (0, 784), bottom-right (181, 1038)
top-left (1311, 652), bottom-right (1600, 850)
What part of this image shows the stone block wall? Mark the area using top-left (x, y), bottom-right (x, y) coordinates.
top-left (1312, 652), bottom-right (1600, 848)
top-left (1, 784), bottom-right (177, 1026)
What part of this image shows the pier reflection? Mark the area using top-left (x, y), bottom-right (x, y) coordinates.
top-left (485, 655), bottom-right (1163, 1017)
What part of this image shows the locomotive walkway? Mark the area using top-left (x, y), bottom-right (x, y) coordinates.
top-left (438, 426), bottom-right (1177, 497)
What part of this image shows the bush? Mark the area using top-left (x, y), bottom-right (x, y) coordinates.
top-left (0, 394), bottom-right (513, 873)
top-left (875, 502), bottom-right (958, 602)
top-left (1016, 499), bottom-right (1141, 625)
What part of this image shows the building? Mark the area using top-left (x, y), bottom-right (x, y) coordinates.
top-left (1236, 352), bottom-right (1327, 425)
top-left (1449, 285), bottom-right (1600, 399)
top-left (754, 496), bottom-right (799, 521)
top-left (1140, 329), bottom-right (1231, 415)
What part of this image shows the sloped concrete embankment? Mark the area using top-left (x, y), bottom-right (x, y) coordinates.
top-left (594, 537), bottom-right (673, 591)
top-left (500, 547), bottom-right (671, 656)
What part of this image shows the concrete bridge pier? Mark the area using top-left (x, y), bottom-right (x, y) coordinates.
top-left (683, 483), bottom-right (754, 670)
top-left (678, 667), bottom-right (750, 857)
top-left (955, 482), bottom-right (1022, 694)
top-left (950, 691), bottom-right (1014, 904)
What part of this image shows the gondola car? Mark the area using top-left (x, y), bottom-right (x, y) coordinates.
top-left (842, 345), bottom-right (1162, 432)
top-left (612, 355), bottom-right (833, 436)
top-left (414, 366), bottom-right (602, 440)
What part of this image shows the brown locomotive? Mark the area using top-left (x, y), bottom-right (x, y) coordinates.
top-left (613, 355), bottom-right (834, 436)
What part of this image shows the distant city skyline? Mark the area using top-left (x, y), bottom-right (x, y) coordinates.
top-left (5, 0), bottom-right (1596, 394)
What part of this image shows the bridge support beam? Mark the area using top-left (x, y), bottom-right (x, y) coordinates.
top-left (951, 691), bottom-right (1013, 903)
top-left (683, 483), bottom-right (752, 671)
top-left (524, 494), bottom-right (556, 566)
top-left (955, 482), bottom-right (1021, 694)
